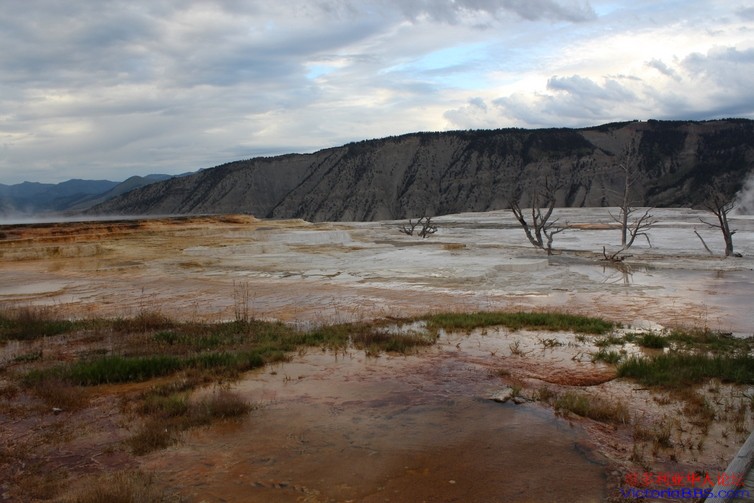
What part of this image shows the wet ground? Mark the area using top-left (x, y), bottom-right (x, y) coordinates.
top-left (2, 209), bottom-right (754, 501)
top-left (0, 209), bottom-right (752, 333)
top-left (145, 349), bottom-right (607, 503)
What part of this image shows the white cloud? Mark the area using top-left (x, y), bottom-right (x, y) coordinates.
top-left (0, 0), bottom-right (752, 183)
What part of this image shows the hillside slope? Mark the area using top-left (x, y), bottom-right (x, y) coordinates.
top-left (90, 119), bottom-right (754, 221)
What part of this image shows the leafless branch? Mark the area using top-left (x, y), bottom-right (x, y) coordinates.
top-left (700, 183), bottom-right (737, 257)
top-left (399, 219), bottom-right (419, 236)
top-left (693, 229), bottom-right (714, 255)
top-left (509, 176), bottom-right (566, 255)
top-left (417, 216), bottom-right (437, 238)
top-left (400, 216), bottom-right (437, 238)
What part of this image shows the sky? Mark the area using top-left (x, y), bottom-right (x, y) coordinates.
top-left (1, 0), bottom-right (753, 184)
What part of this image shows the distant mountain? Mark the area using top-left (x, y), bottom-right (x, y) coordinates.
top-left (88, 119), bottom-right (754, 221)
top-left (65, 174), bottom-right (174, 211)
top-left (0, 179), bottom-right (119, 214)
top-left (0, 175), bottom-right (174, 215)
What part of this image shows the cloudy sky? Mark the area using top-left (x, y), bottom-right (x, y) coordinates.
top-left (1, 0), bottom-right (753, 184)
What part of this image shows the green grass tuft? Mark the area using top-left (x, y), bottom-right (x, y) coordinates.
top-left (592, 348), bottom-right (623, 364)
top-left (637, 333), bottom-right (668, 349)
top-left (0, 306), bottom-right (83, 342)
top-left (424, 311), bottom-right (614, 335)
top-left (618, 353), bottom-right (754, 388)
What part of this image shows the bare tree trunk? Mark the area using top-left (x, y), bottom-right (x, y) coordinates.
top-left (718, 211), bottom-right (734, 257)
top-left (693, 230), bottom-right (713, 255)
top-left (700, 184), bottom-right (736, 257)
top-left (620, 169), bottom-right (630, 247)
top-left (510, 178), bottom-right (565, 255)
top-left (608, 139), bottom-right (655, 258)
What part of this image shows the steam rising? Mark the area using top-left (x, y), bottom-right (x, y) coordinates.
top-left (734, 171), bottom-right (754, 215)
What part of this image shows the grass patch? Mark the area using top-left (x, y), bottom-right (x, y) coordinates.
top-left (666, 328), bottom-right (754, 353)
top-left (554, 390), bottom-right (630, 424)
top-left (0, 306), bottom-right (82, 342)
top-left (25, 350), bottom-right (287, 386)
top-left (66, 355), bottom-right (183, 385)
top-left (592, 348), bottom-right (624, 364)
top-left (618, 353), bottom-right (754, 388)
top-left (351, 329), bottom-right (436, 354)
top-left (424, 311), bottom-right (614, 335)
top-left (112, 310), bottom-right (176, 333)
top-left (637, 333), bottom-right (668, 349)
top-left (633, 420), bottom-right (673, 448)
top-left (128, 418), bottom-right (176, 455)
top-left (593, 334), bottom-right (626, 347)
top-left (192, 389), bottom-right (253, 422)
top-left (129, 389), bottom-right (252, 455)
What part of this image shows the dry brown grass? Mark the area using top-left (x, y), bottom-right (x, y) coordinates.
top-left (27, 376), bottom-right (90, 411)
top-left (679, 388), bottom-right (716, 433)
top-left (128, 389), bottom-right (252, 455)
top-left (633, 419), bottom-right (673, 449)
top-left (63, 470), bottom-right (182, 503)
top-left (442, 243), bottom-right (466, 250)
top-left (554, 391), bottom-right (631, 425)
top-left (15, 469), bottom-right (66, 500)
top-left (128, 418), bottom-right (177, 455)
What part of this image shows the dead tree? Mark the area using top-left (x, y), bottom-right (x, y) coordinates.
top-left (693, 229), bottom-right (714, 255)
top-left (399, 219), bottom-right (419, 236)
top-left (605, 139), bottom-right (656, 261)
top-left (399, 216), bottom-right (437, 238)
top-left (417, 216), bottom-right (437, 238)
top-left (510, 179), bottom-right (566, 255)
top-left (699, 184), bottom-right (736, 257)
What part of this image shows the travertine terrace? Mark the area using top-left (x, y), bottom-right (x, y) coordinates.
top-left (1, 208), bottom-right (754, 502)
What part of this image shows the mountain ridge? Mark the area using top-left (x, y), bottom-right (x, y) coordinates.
top-left (88, 119), bottom-right (754, 221)
top-left (0, 175), bottom-right (175, 215)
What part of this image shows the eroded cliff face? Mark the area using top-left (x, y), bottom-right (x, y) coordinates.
top-left (90, 119), bottom-right (754, 221)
